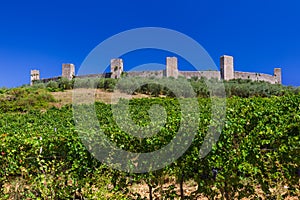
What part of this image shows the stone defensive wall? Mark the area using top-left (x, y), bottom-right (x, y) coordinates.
top-left (76, 73), bottom-right (112, 79)
top-left (235, 71), bottom-right (275, 84)
top-left (40, 76), bottom-right (60, 83)
top-left (30, 55), bottom-right (282, 85)
top-left (126, 70), bottom-right (164, 78)
top-left (179, 71), bottom-right (220, 80)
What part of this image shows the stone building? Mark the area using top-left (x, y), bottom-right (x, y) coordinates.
top-left (110, 58), bottom-right (124, 79)
top-left (30, 70), bottom-right (40, 86)
top-left (165, 57), bottom-right (179, 78)
top-left (62, 64), bottom-right (75, 80)
top-left (220, 55), bottom-right (234, 80)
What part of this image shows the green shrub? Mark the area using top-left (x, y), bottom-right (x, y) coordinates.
top-left (103, 78), bottom-right (117, 92)
top-left (31, 83), bottom-right (46, 89)
top-left (46, 81), bottom-right (59, 91)
top-left (0, 88), bottom-right (55, 113)
top-left (58, 78), bottom-right (73, 90)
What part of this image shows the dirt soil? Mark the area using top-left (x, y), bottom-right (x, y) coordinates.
top-left (128, 180), bottom-right (299, 200)
top-left (51, 89), bottom-right (151, 107)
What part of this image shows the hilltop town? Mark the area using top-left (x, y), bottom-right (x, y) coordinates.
top-left (30, 55), bottom-right (282, 85)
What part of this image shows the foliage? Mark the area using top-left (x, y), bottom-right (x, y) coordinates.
top-left (0, 88), bottom-right (55, 113)
top-left (115, 77), bottom-right (300, 98)
top-left (58, 77), bottom-right (73, 90)
top-left (46, 81), bottom-right (60, 92)
top-left (0, 94), bottom-right (299, 198)
top-left (31, 76), bottom-right (300, 98)
top-left (223, 79), bottom-right (293, 97)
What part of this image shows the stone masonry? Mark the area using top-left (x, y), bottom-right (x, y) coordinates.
top-left (274, 68), bottom-right (282, 84)
top-left (31, 55), bottom-right (282, 85)
top-left (62, 64), bottom-right (75, 80)
top-left (110, 58), bottom-right (124, 79)
top-left (30, 70), bottom-right (40, 86)
top-left (165, 57), bottom-right (179, 78)
top-left (220, 55), bottom-right (234, 80)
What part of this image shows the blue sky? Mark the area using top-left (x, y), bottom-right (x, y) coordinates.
top-left (0, 0), bottom-right (300, 87)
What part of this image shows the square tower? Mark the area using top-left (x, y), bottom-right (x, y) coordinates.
top-left (274, 68), bottom-right (282, 84)
top-left (165, 57), bottom-right (178, 78)
top-left (62, 64), bottom-right (75, 80)
top-left (110, 58), bottom-right (124, 79)
top-left (30, 69), bottom-right (40, 86)
top-left (220, 55), bottom-right (234, 80)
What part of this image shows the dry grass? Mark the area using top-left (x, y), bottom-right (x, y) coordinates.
top-left (51, 89), bottom-right (151, 107)
top-left (128, 180), bottom-right (299, 200)
top-left (129, 178), bottom-right (201, 200)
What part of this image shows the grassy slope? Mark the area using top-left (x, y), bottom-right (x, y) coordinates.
top-left (51, 88), bottom-right (154, 107)
top-left (1, 87), bottom-right (299, 199)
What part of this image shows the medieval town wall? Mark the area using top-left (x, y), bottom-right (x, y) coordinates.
top-left (30, 55), bottom-right (282, 85)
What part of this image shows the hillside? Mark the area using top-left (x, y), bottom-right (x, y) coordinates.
top-left (51, 88), bottom-right (151, 107)
top-left (0, 82), bottom-right (299, 199)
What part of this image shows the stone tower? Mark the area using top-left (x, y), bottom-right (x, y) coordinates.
top-left (62, 64), bottom-right (75, 80)
top-left (220, 55), bottom-right (234, 80)
top-left (165, 57), bottom-right (178, 78)
top-left (110, 58), bottom-right (124, 79)
top-left (30, 69), bottom-right (40, 86)
top-left (274, 68), bottom-right (282, 84)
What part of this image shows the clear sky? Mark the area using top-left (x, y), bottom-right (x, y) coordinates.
top-left (0, 0), bottom-right (300, 87)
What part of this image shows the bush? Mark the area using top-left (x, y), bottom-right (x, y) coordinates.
top-left (103, 78), bottom-right (117, 92)
top-left (0, 88), bottom-right (55, 113)
top-left (46, 81), bottom-right (59, 92)
top-left (31, 83), bottom-right (46, 89)
top-left (58, 78), bottom-right (73, 90)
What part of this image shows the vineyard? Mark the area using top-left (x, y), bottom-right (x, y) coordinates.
top-left (0, 87), bottom-right (299, 199)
